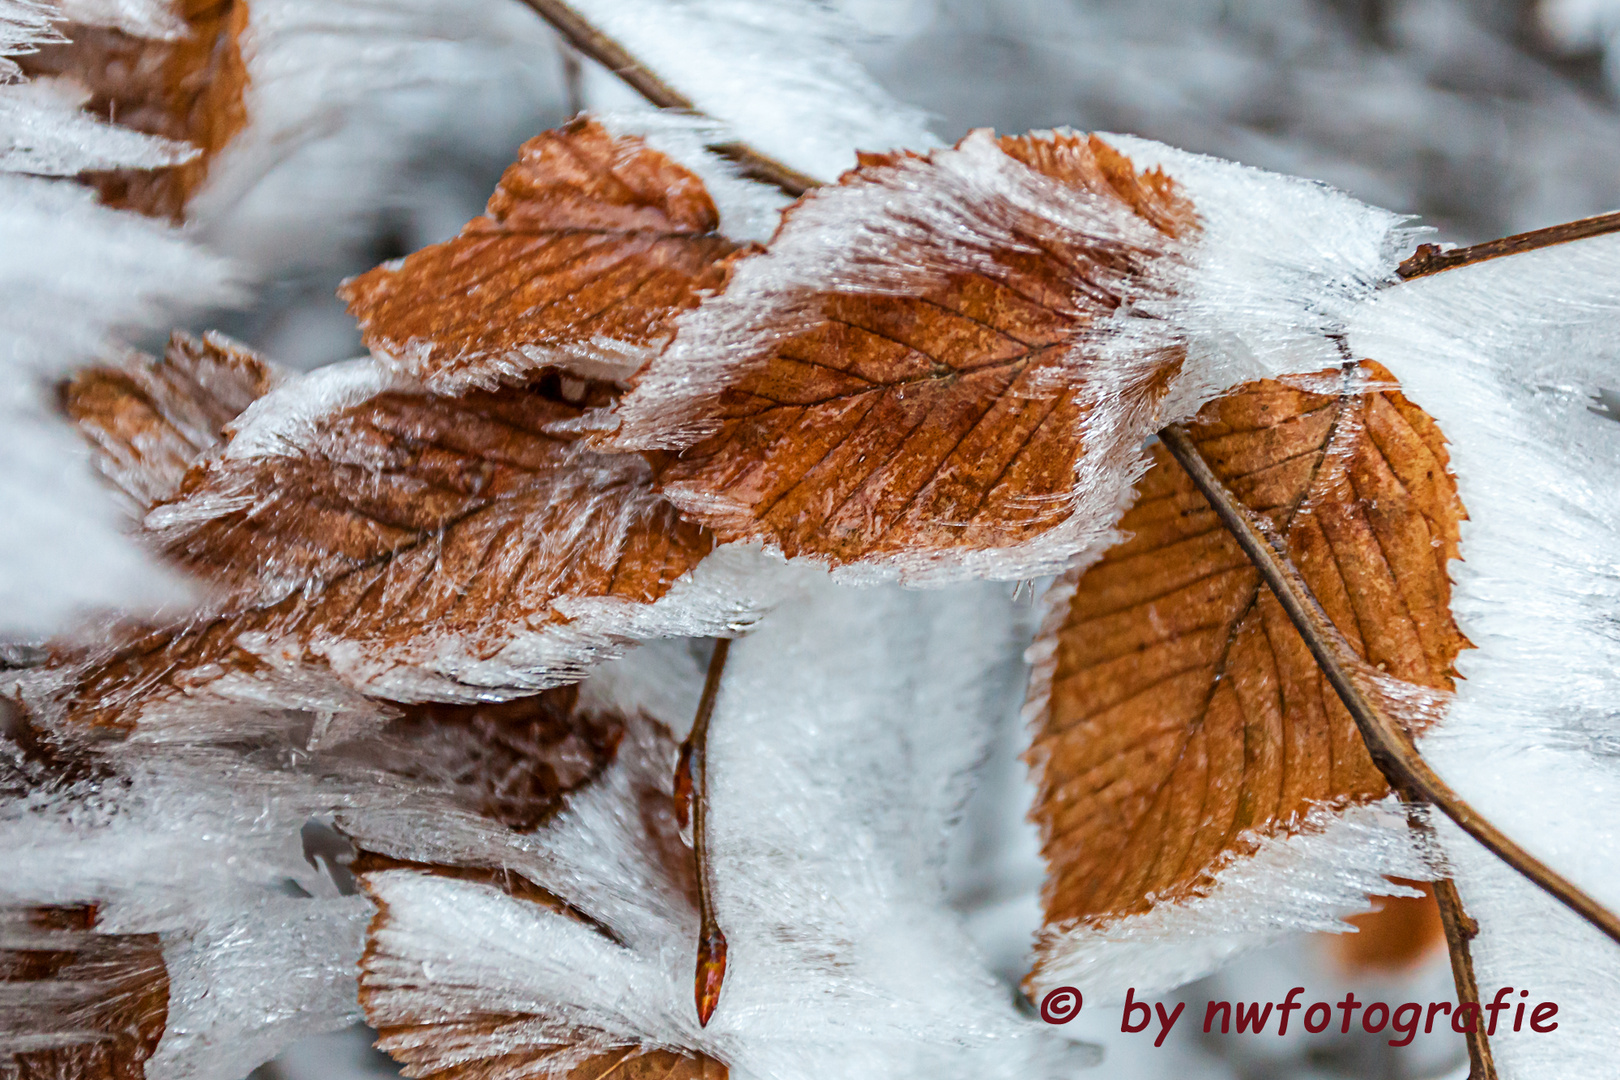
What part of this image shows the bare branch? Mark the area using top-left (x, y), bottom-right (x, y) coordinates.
top-left (1432, 873), bottom-right (1498, 1080)
top-left (513, 0), bottom-right (818, 197)
top-left (1397, 210), bottom-right (1620, 280)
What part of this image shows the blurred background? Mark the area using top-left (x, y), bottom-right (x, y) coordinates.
top-left (214, 1), bottom-right (1618, 1076)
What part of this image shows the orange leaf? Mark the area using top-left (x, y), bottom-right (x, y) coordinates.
top-left (612, 129), bottom-right (1194, 579)
top-left (341, 117), bottom-right (743, 394)
top-left (18, 0), bottom-right (250, 221)
top-left (0, 904), bottom-right (169, 1080)
top-left (1025, 361), bottom-right (1467, 982)
top-left (61, 331), bottom-right (285, 509)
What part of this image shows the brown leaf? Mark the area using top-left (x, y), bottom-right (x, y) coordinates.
top-left (48, 369), bottom-right (713, 734)
top-left (17, 1), bottom-right (251, 220)
top-left (0, 904), bottom-right (169, 1080)
top-left (1025, 361), bottom-right (1467, 969)
top-left (340, 117), bottom-right (743, 394)
top-left (61, 331), bottom-right (285, 508)
top-left (611, 129), bottom-right (1194, 579)
top-left (1331, 879), bottom-right (1444, 973)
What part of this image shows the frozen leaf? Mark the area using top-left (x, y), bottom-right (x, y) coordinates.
top-left (0, 903), bottom-right (169, 1080)
top-left (340, 117), bottom-right (744, 394)
top-left (61, 330), bottom-right (285, 508)
top-left (1024, 361), bottom-right (1466, 994)
top-left (612, 129), bottom-right (1194, 582)
top-left (40, 360), bottom-right (743, 735)
top-left (16, 0), bottom-right (250, 220)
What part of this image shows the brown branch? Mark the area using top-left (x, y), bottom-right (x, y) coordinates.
top-left (1433, 874), bottom-right (1498, 1080)
top-left (514, 0), bottom-right (818, 197)
top-left (681, 637), bottom-right (731, 1027)
top-left (1158, 423), bottom-right (1620, 948)
top-left (1397, 210), bottom-right (1620, 280)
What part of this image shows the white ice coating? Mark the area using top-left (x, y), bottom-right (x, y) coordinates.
top-left (568, 0), bottom-right (937, 182)
top-left (693, 576), bottom-right (1095, 1080)
top-left (0, 747), bottom-right (376, 1080)
top-left (1347, 232), bottom-right (1620, 1080)
top-left (362, 576), bottom-right (1097, 1080)
top-left (1024, 801), bottom-right (1437, 1005)
top-left (184, 0), bottom-right (572, 274)
top-left (0, 77), bottom-right (196, 176)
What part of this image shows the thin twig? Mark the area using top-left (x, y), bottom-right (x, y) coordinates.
top-left (682, 637), bottom-right (731, 1027)
top-left (1158, 423), bottom-right (1620, 948)
top-left (1397, 210), bottom-right (1620, 280)
top-left (1433, 874), bottom-right (1498, 1079)
top-left (513, 0), bottom-right (819, 197)
top-left (1399, 806), bottom-right (1498, 1080)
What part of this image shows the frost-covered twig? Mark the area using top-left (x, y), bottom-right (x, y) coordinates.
top-left (513, 0), bottom-right (817, 196)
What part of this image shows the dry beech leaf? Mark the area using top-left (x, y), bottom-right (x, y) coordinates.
top-left (0, 903), bottom-right (169, 1080)
top-left (1024, 361), bottom-right (1467, 977)
top-left (356, 715), bottom-right (722, 1080)
top-left (611, 128), bottom-right (1194, 580)
top-left (17, 0), bottom-right (250, 220)
top-left (1331, 878), bottom-right (1445, 973)
top-left (61, 330), bottom-right (285, 508)
top-left (341, 117), bottom-right (743, 394)
top-left (48, 368), bottom-right (714, 733)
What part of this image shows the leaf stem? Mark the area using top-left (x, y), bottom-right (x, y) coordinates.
top-left (684, 636), bottom-right (731, 1027)
top-left (1396, 210), bottom-right (1620, 280)
top-left (513, 0), bottom-right (818, 197)
top-left (1158, 423), bottom-right (1620, 948)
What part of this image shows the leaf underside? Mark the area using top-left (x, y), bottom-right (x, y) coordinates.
top-left (17, 0), bottom-right (250, 220)
top-left (1027, 361), bottom-right (1468, 950)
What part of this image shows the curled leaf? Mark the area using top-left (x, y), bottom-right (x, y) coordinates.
top-left (341, 116), bottom-right (743, 394)
top-left (1025, 361), bottom-right (1467, 990)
